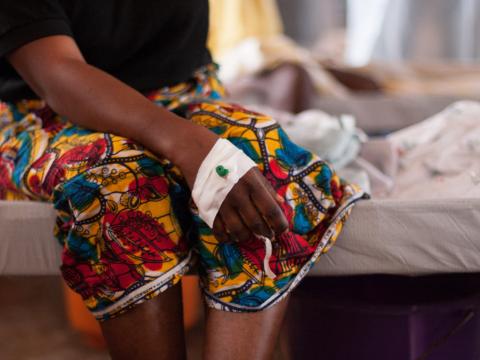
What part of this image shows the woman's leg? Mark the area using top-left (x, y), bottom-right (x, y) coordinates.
top-left (185, 100), bottom-right (363, 359)
top-left (100, 283), bottom-right (186, 360)
top-left (48, 134), bottom-right (195, 357)
top-left (203, 297), bottom-right (290, 360)
top-left (0, 102), bottom-right (195, 358)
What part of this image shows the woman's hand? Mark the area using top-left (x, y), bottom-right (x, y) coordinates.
top-left (173, 126), bottom-right (289, 242)
top-left (212, 167), bottom-right (289, 242)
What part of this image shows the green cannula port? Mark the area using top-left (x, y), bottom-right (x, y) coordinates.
top-left (215, 165), bottom-right (229, 177)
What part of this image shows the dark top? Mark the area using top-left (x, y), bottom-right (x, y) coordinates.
top-left (0, 0), bottom-right (211, 101)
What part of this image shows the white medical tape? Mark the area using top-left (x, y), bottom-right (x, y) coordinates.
top-left (257, 235), bottom-right (277, 279)
top-left (192, 138), bottom-right (257, 228)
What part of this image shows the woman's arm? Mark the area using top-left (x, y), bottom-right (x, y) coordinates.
top-left (8, 35), bottom-right (216, 182)
top-left (8, 35), bottom-right (288, 241)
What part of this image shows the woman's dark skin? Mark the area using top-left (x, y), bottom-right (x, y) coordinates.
top-left (9, 35), bottom-right (290, 359)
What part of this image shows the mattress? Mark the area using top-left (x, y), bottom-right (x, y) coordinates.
top-left (1, 199), bottom-right (479, 276)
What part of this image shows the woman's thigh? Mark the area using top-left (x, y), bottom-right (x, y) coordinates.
top-left (0, 103), bottom-right (194, 320)
top-left (183, 100), bottom-right (363, 312)
top-left (0, 97), bottom-right (363, 320)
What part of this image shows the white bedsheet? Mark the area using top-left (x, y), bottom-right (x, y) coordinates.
top-left (1, 199), bottom-right (479, 276)
top-left (388, 101), bottom-right (480, 200)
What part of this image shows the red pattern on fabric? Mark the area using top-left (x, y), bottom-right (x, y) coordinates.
top-left (103, 210), bottom-right (177, 271)
top-left (128, 176), bottom-right (169, 201)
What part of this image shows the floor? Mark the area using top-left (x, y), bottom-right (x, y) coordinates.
top-left (0, 276), bottom-right (289, 359)
top-left (0, 276), bottom-right (205, 360)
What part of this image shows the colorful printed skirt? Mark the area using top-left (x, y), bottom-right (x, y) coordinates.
top-left (0, 65), bottom-right (365, 321)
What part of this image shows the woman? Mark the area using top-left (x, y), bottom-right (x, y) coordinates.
top-left (0, 1), bottom-right (364, 359)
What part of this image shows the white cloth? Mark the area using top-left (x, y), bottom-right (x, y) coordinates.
top-left (192, 138), bottom-right (257, 227)
top-left (248, 105), bottom-right (364, 169)
top-left (387, 101), bottom-right (480, 199)
top-left (217, 35), bottom-right (349, 98)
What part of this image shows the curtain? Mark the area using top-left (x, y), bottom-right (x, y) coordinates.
top-left (346, 0), bottom-right (480, 65)
top-left (208, 0), bottom-right (283, 58)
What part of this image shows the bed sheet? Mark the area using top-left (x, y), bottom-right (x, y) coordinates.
top-left (1, 199), bottom-right (478, 276)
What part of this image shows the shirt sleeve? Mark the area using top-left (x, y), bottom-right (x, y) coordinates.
top-left (0, 0), bottom-right (72, 58)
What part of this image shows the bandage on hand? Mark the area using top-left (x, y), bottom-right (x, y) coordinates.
top-left (192, 138), bottom-right (257, 228)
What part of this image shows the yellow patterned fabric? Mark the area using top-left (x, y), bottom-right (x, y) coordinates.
top-left (0, 65), bottom-right (365, 320)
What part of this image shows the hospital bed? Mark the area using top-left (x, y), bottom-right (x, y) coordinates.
top-left (1, 196), bottom-right (479, 360)
top-left (1, 197), bottom-right (479, 276)
top-left (1, 94), bottom-right (479, 360)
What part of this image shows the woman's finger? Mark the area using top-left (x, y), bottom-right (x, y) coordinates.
top-left (237, 201), bottom-right (273, 239)
top-left (220, 203), bottom-right (252, 243)
top-left (212, 214), bottom-right (230, 243)
top-left (250, 185), bottom-right (289, 236)
top-left (259, 171), bottom-right (285, 206)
